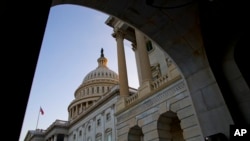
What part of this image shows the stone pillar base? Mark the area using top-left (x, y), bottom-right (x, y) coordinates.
top-left (138, 80), bottom-right (152, 98)
top-left (115, 96), bottom-right (126, 114)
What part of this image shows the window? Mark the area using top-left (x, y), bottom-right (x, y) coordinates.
top-left (96, 133), bottom-right (102, 141)
top-left (106, 133), bottom-right (111, 141)
top-left (107, 134), bottom-right (111, 141)
top-left (106, 113), bottom-right (111, 121)
top-left (146, 41), bottom-right (153, 52)
top-left (88, 125), bottom-right (91, 131)
top-left (79, 130), bottom-right (82, 136)
top-left (97, 119), bottom-right (101, 126)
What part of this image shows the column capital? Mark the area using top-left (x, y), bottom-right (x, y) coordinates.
top-left (112, 29), bottom-right (125, 39)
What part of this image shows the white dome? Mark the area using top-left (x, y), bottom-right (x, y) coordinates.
top-left (82, 48), bottom-right (119, 84)
top-left (68, 49), bottom-right (119, 121)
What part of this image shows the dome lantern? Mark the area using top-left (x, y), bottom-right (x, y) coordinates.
top-left (97, 48), bottom-right (108, 67)
top-left (81, 48), bottom-right (119, 84)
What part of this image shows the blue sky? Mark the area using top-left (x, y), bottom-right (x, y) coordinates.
top-left (19, 4), bottom-right (139, 141)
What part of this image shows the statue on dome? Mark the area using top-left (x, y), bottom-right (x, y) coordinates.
top-left (101, 48), bottom-right (104, 57)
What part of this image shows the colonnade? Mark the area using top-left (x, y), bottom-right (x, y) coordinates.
top-left (112, 28), bottom-right (153, 97)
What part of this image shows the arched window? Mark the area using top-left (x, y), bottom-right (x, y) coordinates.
top-left (96, 133), bottom-right (102, 141)
top-left (105, 128), bottom-right (112, 141)
top-left (128, 126), bottom-right (143, 141)
top-left (106, 133), bottom-right (111, 141)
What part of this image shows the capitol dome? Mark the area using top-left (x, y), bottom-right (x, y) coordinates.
top-left (68, 48), bottom-right (119, 121)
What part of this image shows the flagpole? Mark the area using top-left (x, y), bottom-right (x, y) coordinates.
top-left (36, 107), bottom-right (41, 130)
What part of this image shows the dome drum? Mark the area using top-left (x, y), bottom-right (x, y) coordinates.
top-left (69, 95), bottom-right (101, 107)
top-left (74, 85), bottom-right (116, 98)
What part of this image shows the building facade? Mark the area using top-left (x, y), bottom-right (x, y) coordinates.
top-left (25, 16), bottom-right (202, 141)
top-left (19, 1), bottom-right (250, 141)
top-left (106, 16), bottom-right (203, 141)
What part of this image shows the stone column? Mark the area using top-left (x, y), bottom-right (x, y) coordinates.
top-left (102, 111), bottom-right (105, 141)
top-left (135, 29), bottom-right (152, 94)
top-left (63, 135), bottom-right (68, 141)
top-left (112, 29), bottom-right (129, 114)
top-left (86, 102), bottom-right (89, 108)
top-left (111, 105), bottom-right (116, 141)
top-left (69, 110), bottom-right (71, 119)
top-left (77, 104), bottom-right (79, 114)
top-left (112, 29), bottom-right (129, 97)
top-left (53, 135), bottom-right (57, 141)
top-left (74, 107), bottom-right (76, 117)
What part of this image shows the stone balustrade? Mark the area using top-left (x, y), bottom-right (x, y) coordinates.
top-left (151, 75), bottom-right (168, 89)
top-left (124, 74), bottom-right (181, 107)
top-left (125, 92), bottom-right (139, 105)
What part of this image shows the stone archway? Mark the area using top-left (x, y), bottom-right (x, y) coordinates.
top-left (158, 111), bottom-right (184, 141)
top-left (128, 125), bottom-right (144, 141)
top-left (8, 0), bottom-right (249, 141)
top-left (47, 0), bottom-right (244, 138)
